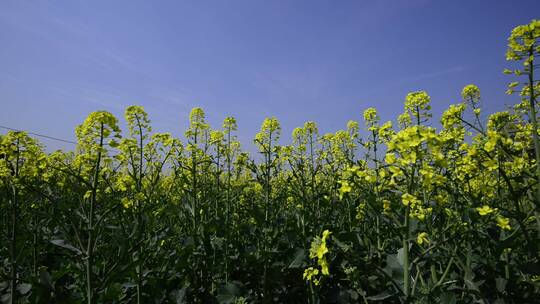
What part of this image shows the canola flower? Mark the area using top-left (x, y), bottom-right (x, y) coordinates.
top-left (338, 180), bottom-right (352, 199)
top-left (382, 199), bottom-right (391, 213)
top-left (476, 205), bottom-right (497, 216)
top-left (363, 107), bottom-right (379, 124)
top-left (416, 232), bottom-right (429, 245)
top-left (305, 230), bottom-right (332, 285)
top-left (462, 84), bottom-right (481, 102)
top-left (401, 193), bottom-right (418, 207)
top-left (496, 216), bottom-right (512, 231)
top-left (303, 267), bottom-right (320, 285)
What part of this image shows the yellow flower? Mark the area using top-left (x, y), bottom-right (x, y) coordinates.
top-left (303, 267), bottom-right (319, 281)
top-left (365, 174), bottom-right (376, 183)
top-left (315, 242), bottom-right (328, 259)
top-left (476, 205), bottom-right (496, 216)
top-left (410, 206), bottom-right (432, 221)
top-left (401, 193), bottom-right (418, 207)
top-left (483, 159), bottom-right (498, 171)
top-left (321, 229), bottom-right (332, 243)
top-left (356, 202), bottom-right (367, 220)
top-left (338, 180), bottom-right (352, 199)
top-left (385, 153), bottom-right (396, 164)
top-left (462, 84), bottom-right (481, 102)
top-left (363, 107), bottom-right (378, 122)
top-left (382, 200), bottom-right (391, 213)
top-left (496, 216), bottom-right (511, 230)
top-left (389, 166), bottom-right (403, 178)
top-left (308, 230), bottom-right (332, 278)
top-left (319, 257), bottom-right (330, 275)
top-left (83, 190), bottom-right (92, 200)
top-left (121, 197), bottom-right (133, 209)
top-left (441, 104), bottom-right (466, 129)
top-left (417, 232), bottom-right (429, 245)
top-left (403, 151), bottom-right (417, 164)
top-left (484, 131), bottom-right (499, 152)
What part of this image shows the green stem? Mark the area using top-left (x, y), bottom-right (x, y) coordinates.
top-left (86, 124), bottom-right (104, 304)
top-left (403, 207), bottom-right (410, 300)
top-left (9, 137), bottom-right (20, 304)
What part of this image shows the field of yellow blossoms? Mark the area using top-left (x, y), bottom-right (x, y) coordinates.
top-left (1, 20), bottom-right (539, 303)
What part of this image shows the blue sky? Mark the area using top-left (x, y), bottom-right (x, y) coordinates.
top-left (1, 0), bottom-right (539, 152)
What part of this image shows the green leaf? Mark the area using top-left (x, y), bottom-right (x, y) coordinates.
top-left (366, 291), bottom-right (394, 301)
top-left (287, 248), bottom-right (305, 268)
top-left (439, 292), bottom-right (457, 304)
top-left (217, 281), bottom-right (243, 304)
top-left (495, 277), bottom-right (507, 293)
top-left (50, 239), bottom-right (82, 255)
top-left (396, 248), bottom-right (405, 266)
top-left (169, 287), bottom-right (188, 304)
top-left (17, 283), bottom-right (32, 295)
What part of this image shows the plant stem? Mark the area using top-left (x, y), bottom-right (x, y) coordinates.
top-left (87, 124), bottom-right (104, 304)
top-left (403, 207), bottom-right (410, 300)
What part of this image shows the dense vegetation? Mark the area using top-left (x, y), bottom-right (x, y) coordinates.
top-left (1, 20), bottom-right (540, 304)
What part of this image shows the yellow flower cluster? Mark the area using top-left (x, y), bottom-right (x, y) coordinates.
top-left (476, 205), bottom-right (511, 231)
top-left (496, 216), bottom-right (511, 231)
top-left (441, 104), bottom-right (466, 129)
top-left (363, 107), bottom-right (379, 124)
top-left (476, 205), bottom-right (497, 216)
top-left (382, 199), bottom-right (391, 213)
top-left (401, 193), bottom-right (432, 221)
top-left (305, 230), bottom-right (332, 285)
top-left (387, 126), bottom-right (439, 166)
top-left (338, 180), bottom-right (352, 200)
top-left (506, 19), bottom-right (539, 62)
top-left (462, 84), bottom-right (481, 103)
top-left (416, 232), bottom-right (429, 245)
top-left (355, 202), bottom-right (367, 220)
top-left (303, 267), bottom-right (320, 285)
top-left (404, 91), bottom-right (432, 123)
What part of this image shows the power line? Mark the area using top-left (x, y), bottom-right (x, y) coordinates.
top-left (0, 124), bottom-right (78, 145)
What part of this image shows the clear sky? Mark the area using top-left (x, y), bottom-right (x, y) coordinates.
top-left (1, 0), bottom-right (539, 152)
